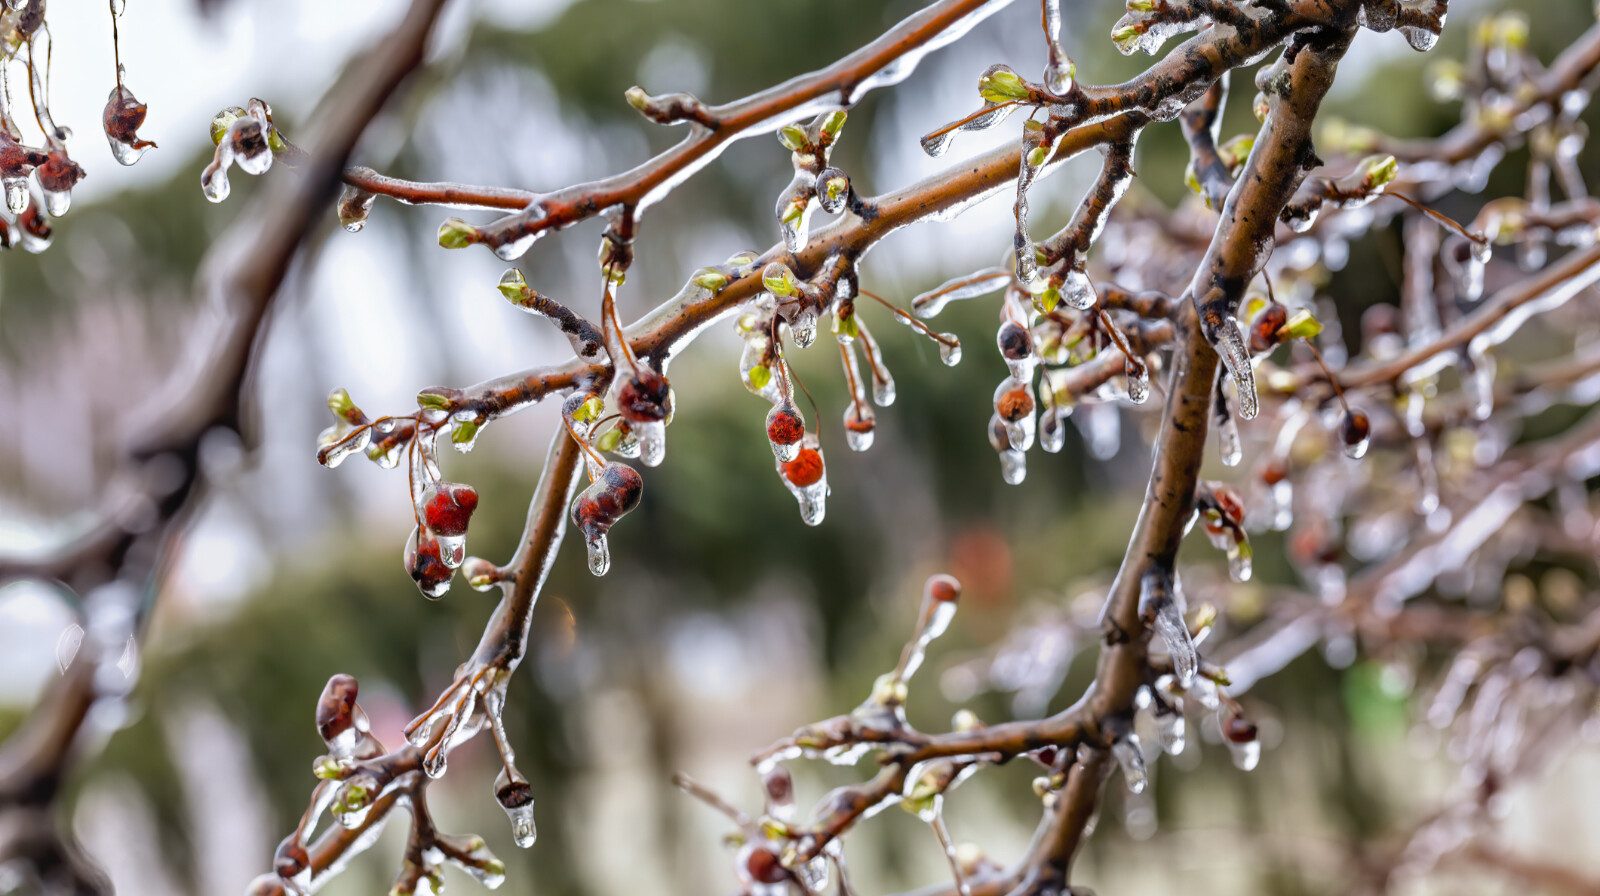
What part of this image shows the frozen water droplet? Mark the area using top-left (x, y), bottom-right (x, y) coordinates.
top-left (1217, 414), bottom-right (1242, 467)
top-left (42, 188), bottom-right (70, 217)
top-left (1126, 368), bottom-right (1150, 404)
top-left (202, 162), bottom-right (231, 203)
top-left (1112, 736), bottom-right (1147, 793)
top-left (586, 535), bottom-right (610, 576)
top-left (57, 624), bottom-right (84, 673)
top-left (1467, 348), bottom-right (1495, 421)
top-left (1228, 546), bottom-right (1253, 582)
top-left (634, 419), bottom-right (666, 467)
top-left (5, 178), bottom-right (28, 214)
top-left (436, 534), bottom-right (467, 569)
top-left (338, 184), bottom-right (377, 233)
top-left (492, 229), bottom-right (540, 261)
top-left (921, 128), bottom-right (957, 158)
top-left (1227, 738), bottom-right (1261, 771)
top-left (506, 803), bottom-right (537, 848)
top-left (938, 335), bottom-right (962, 366)
top-left (998, 448), bottom-right (1026, 484)
top-left (424, 746), bottom-right (449, 778)
top-left (873, 375), bottom-right (896, 407)
top-left (116, 635), bottom-right (138, 678)
top-left (789, 310), bottom-right (818, 348)
top-left (1401, 25), bottom-right (1438, 52)
top-left (111, 0), bottom-right (124, 14)
top-left (1157, 711), bottom-right (1186, 755)
top-left (1040, 411), bottom-right (1067, 453)
top-left (1189, 676), bottom-right (1220, 710)
top-left (1062, 269), bottom-right (1096, 310)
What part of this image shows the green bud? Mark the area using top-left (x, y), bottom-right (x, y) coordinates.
top-left (327, 387), bottom-right (358, 421)
top-left (498, 268), bottom-right (528, 301)
top-left (572, 396), bottom-right (604, 423)
top-left (438, 217), bottom-right (477, 249)
top-left (978, 66), bottom-right (1031, 104)
top-left (1111, 23), bottom-right (1144, 51)
top-left (693, 269), bottom-right (729, 292)
top-left (595, 428), bottom-right (622, 453)
top-left (313, 755), bottom-right (342, 780)
top-left (1357, 154), bottom-right (1399, 191)
top-left (869, 671), bottom-right (908, 706)
top-left (778, 124), bottom-right (808, 152)
top-left (416, 390), bottom-right (453, 411)
top-left (209, 106), bottom-right (247, 146)
top-left (1183, 161), bottom-right (1202, 196)
top-left (624, 86), bottom-right (649, 111)
top-left (762, 262), bottom-right (799, 297)
top-left (267, 127), bottom-right (289, 155)
top-left (1126, 0), bottom-right (1155, 10)
top-left (833, 311), bottom-right (859, 339)
top-left (1279, 308), bottom-right (1323, 341)
top-left (819, 110), bottom-right (847, 141)
top-left (451, 419), bottom-right (480, 446)
top-left (1218, 134), bottom-right (1255, 170)
top-left (1033, 286), bottom-right (1061, 315)
top-left (747, 365), bottom-right (772, 390)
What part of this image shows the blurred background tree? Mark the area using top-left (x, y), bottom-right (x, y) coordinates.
top-left (3, 1), bottom-right (1600, 895)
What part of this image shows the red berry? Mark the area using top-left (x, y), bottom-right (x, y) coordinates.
top-left (617, 369), bottom-right (671, 422)
top-left (766, 406), bottom-right (805, 445)
top-left (1210, 484), bottom-right (1245, 526)
top-left (996, 388), bottom-right (1033, 421)
top-left (782, 448), bottom-right (824, 487)
top-left (316, 674), bottom-right (359, 743)
top-left (423, 482), bottom-right (479, 537)
top-left (925, 573), bottom-right (961, 604)
top-left (740, 845), bottom-right (789, 885)
top-left (103, 91), bottom-right (150, 145)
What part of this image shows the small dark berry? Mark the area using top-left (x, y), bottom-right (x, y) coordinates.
top-left (997, 321), bottom-right (1032, 360)
top-left (1249, 302), bottom-right (1287, 354)
top-left (316, 673), bottom-right (359, 743)
top-left (742, 845), bottom-right (789, 885)
top-left (926, 573), bottom-right (961, 603)
top-left (617, 368), bottom-right (671, 422)
top-left (404, 528), bottom-right (453, 598)
top-left (1339, 408), bottom-right (1370, 446)
top-left (1222, 713), bottom-right (1258, 744)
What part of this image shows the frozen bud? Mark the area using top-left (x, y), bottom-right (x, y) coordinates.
top-left (951, 708), bottom-right (981, 731)
top-left (35, 150), bottom-right (85, 216)
top-left (762, 262), bottom-right (801, 298)
top-left (816, 167), bottom-right (851, 214)
top-left (777, 124), bottom-right (809, 152)
top-left (423, 481), bottom-right (479, 537)
top-left (316, 673), bottom-right (360, 745)
top-left (1357, 154), bottom-right (1399, 191)
top-left (404, 527), bottom-right (453, 599)
top-left (1249, 302), bottom-right (1288, 354)
top-left (617, 368), bottom-right (672, 423)
top-left (1338, 408), bottom-right (1371, 460)
top-left (245, 874), bottom-right (288, 896)
top-left (977, 64), bottom-right (1031, 104)
top-left (738, 844), bottom-right (790, 885)
top-left (437, 217), bottom-right (478, 249)
top-left (337, 184), bottom-right (376, 233)
top-left (462, 557), bottom-right (500, 591)
top-left (925, 574), bottom-right (961, 604)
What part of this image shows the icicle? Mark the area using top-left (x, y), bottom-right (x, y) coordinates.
top-left (993, 377), bottom-right (1036, 451)
top-left (767, 402), bottom-right (805, 463)
top-left (988, 414), bottom-right (1026, 485)
top-left (1141, 568), bottom-right (1195, 686)
top-left (338, 184), bottom-right (377, 233)
top-left (1214, 383), bottom-right (1242, 466)
top-left (789, 308), bottom-right (819, 348)
top-left (896, 575), bottom-right (961, 684)
top-left (1222, 713), bottom-right (1260, 770)
top-left (1338, 408), bottom-right (1371, 460)
top-left (1202, 313), bottom-right (1259, 419)
top-left (928, 805), bottom-right (970, 896)
top-left (1112, 736), bottom-right (1148, 794)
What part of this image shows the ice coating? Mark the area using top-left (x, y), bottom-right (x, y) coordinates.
top-left (1111, 735), bottom-right (1148, 793)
